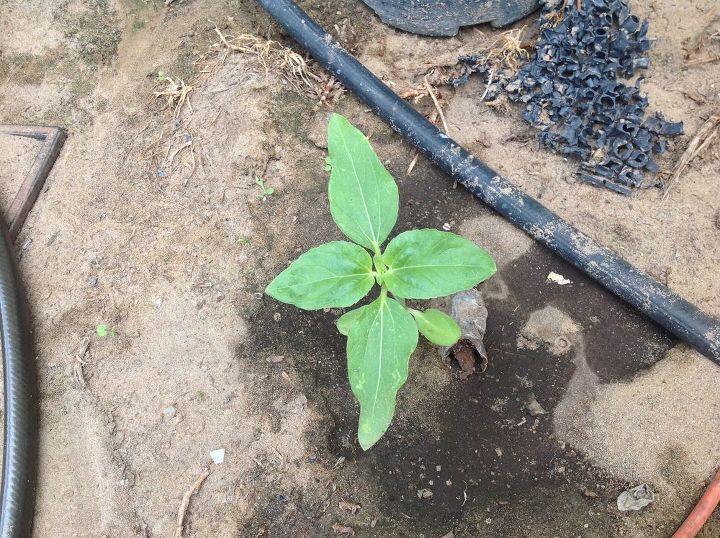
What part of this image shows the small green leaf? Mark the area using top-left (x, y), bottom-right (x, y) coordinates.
top-left (347, 295), bottom-right (418, 450)
top-left (409, 308), bottom-right (461, 346)
top-left (383, 229), bottom-right (496, 299)
top-left (96, 324), bottom-right (109, 337)
top-left (265, 187), bottom-right (274, 195)
top-left (266, 241), bottom-right (374, 310)
top-left (336, 304), bottom-right (371, 336)
top-left (327, 113), bottom-right (399, 251)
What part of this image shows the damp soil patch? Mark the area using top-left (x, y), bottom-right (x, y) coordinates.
top-left (242, 140), bottom-right (674, 535)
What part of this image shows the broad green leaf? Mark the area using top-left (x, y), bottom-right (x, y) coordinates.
top-left (327, 113), bottom-right (399, 251)
top-left (409, 308), bottom-right (461, 346)
top-left (383, 229), bottom-right (496, 299)
top-left (336, 304), bottom-right (371, 336)
top-left (266, 241), bottom-right (374, 310)
top-left (347, 296), bottom-right (418, 450)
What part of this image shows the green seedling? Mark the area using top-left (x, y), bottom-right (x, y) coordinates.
top-left (255, 176), bottom-right (275, 200)
top-left (266, 114), bottom-right (496, 450)
top-left (95, 324), bottom-right (116, 337)
top-left (157, 70), bottom-right (167, 83)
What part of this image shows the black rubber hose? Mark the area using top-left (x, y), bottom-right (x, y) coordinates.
top-left (0, 217), bottom-right (37, 536)
top-left (257, 0), bottom-right (720, 363)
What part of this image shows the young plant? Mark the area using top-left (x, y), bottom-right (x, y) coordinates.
top-left (266, 114), bottom-right (496, 450)
top-left (95, 323), bottom-right (116, 337)
top-left (255, 175), bottom-right (274, 200)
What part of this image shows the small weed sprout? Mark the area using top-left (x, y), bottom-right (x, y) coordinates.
top-left (95, 324), bottom-right (116, 337)
top-left (255, 176), bottom-right (275, 200)
top-left (266, 114), bottom-right (496, 449)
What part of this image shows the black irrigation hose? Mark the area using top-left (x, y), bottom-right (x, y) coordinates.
top-left (258, 0), bottom-right (720, 364)
top-left (0, 217), bottom-right (37, 537)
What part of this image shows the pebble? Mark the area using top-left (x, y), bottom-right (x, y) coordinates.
top-left (162, 406), bottom-right (176, 420)
top-left (417, 488), bottom-right (433, 499)
top-left (210, 448), bottom-right (226, 465)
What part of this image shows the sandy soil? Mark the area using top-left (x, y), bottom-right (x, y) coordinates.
top-left (0, 0), bottom-right (719, 536)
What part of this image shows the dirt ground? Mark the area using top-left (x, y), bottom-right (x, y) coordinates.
top-left (1, 0), bottom-right (719, 536)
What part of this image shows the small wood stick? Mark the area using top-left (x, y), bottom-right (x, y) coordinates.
top-left (172, 469), bottom-right (211, 538)
top-left (664, 112), bottom-right (720, 199)
top-left (480, 68), bottom-right (496, 101)
top-left (406, 151), bottom-right (420, 175)
top-left (423, 75), bottom-right (449, 135)
top-left (407, 109), bottom-right (438, 176)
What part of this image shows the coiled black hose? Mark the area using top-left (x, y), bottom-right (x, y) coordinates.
top-left (0, 217), bottom-right (37, 537)
top-left (258, 0), bottom-right (720, 363)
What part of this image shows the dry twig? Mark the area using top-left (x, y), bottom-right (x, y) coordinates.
top-left (485, 27), bottom-right (531, 73)
top-left (210, 26), bottom-right (334, 99)
top-left (73, 338), bottom-right (91, 388)
top-left (684, 54), bottom-right (720, 67)
top-left (172, 468), bottom-right (211, 538)
top-left (154, 77), bottom-right (193, 118)
top-left (664, 112), bottom-right (720, 199)
top-left (423, 75), bottom-right (449, 134)
top-left (406, 109), bottom-right (439, 175)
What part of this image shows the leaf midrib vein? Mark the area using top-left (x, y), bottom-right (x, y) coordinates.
top-left (338, 127), bottom-right (376, 245)
top-left (273, 272), bottom-right (371, 290)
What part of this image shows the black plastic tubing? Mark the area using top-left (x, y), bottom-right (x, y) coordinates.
top-left (0, 217), bottom-right (37, 536)
top-left (258, 0), bottom-right (720, 364)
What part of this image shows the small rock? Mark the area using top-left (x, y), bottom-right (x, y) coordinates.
top-left (617, 484), bottom-right (654, 511)
top-left (253, 292), bottom-right (263, 300)
top-left (308, 112), bottom-right (330, 148)
top-left (266, 355), bottom-right (285, 363)
top-left (524, 392), bottom-right (547, 416)
top-left (442, 222), bottom-right (452, 231)
top-left (331, 523), bottom-right (355, 536)
top-left (338, 500), bottom-right (361, 514)
top-left (210, 448), bottom-right (226, 464)
top-left (87, 276), bottom-right (98, 287)
top-left (273, 312), bottom-right (282, 322)
top-left (547, 271), bottom-right (572, 285)
top-left (46, 230), bottom-right (61, 246)
top-left (283, 393), bottom-right (307, 414)
top-left (583, 488), bottom-right (599, 498)
top-left (417, 488), bottom-right (433, 499)
top-left (162, 406), bottom-right (176, 420)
